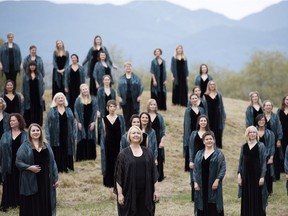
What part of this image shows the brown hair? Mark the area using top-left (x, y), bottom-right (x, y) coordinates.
top-left (28, 123), bottom-right (46, 148)
top-left (9, 113), bottom-right (26, 130)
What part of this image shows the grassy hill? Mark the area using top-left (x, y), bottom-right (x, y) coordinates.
top-left (1, 91), bottom-right (288, 216)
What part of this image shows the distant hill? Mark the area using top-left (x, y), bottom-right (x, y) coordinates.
top-left (0, 0), bottom-right (287, 72)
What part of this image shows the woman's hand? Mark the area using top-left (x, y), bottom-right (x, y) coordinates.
top-left (159, 142), bottom-right (164, 148)
top-left (259, 177), bottom-right (264, 186)
top-left (153, 191), bottom-right (159, 203)
top-left (189, 162), bottom-right (194, 169)
top-left (194, 182), bottom-right (200, 191)
top-left (89, 122), bottom-right (95, 131)
top-left (53, 180), bottom-right (59, 188)
top-left (28, 165), bottom-right (41, 173)
top-left (78, 122), bottom-right (82, 131)
top-left (238, 174), bottom-right (242, 186)
top-left (118, 193), bottom-right (125, 205)
top-left (212, 179), bottom-right (220, 190)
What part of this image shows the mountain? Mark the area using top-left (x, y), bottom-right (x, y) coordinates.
top-left (0, 0), bottom-right (287, 72)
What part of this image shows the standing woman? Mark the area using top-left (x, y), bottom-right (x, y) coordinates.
top-left (22, 61), bottom-right (45, 127)
top-left (117, 62), bottom-right (143, 128)
top-left (0, 32), bottom-right (22, 87)
top-left (194, 131), bottom-right (226, 216)
top-left (64, 54), bottom-right (85, 113)
top-left (45, 92), bottom-right (76, 173)
top-left (194, 64), bottom-right (213, 98)
top-left (0, 113), bottom-right (27, 211)
top-left (150, 48), bottom-right (167, 111)
top-left (245, 91), bottom-right (263, 127)
top-left (256, 114), bottom-right (275, 195)
top-left (238, 126), bottom-right (268, 216)
top-left (101, 99), bottom-right (125, 188)
top-left (187, 86), bottom-right (207, 112)
top-left (74, 84), bottom-right (97, 161)
top-left (277, 95), bottom-right (288, 171)
top-left (82, 35), bottom-right (117, 96)
top-left (0, 98), bottom-right (9, 138)
top-left (140, 112), bottom-right (158, 164)
top-left (170, 45), bottom-right (189, 106)
top-left (23, 45), bottom-right (45, 78)
top-left (188, 115), bottom-right (211, 202)
top-left (114, 126), bottom-right (159, 216)
top-left (183, 94), bottom-right (206, 172)
top-left (93, 51), bottom-right (113, 93)
top-left (16, 123), bottom-right (58, 216)
top-left (203, 81), bottom-right (226, 148)
top-left (52, 40), bottom-right (69, 98)
top-left (1, 80), bottom-right (23, 114)
top-left (147, 99), bottom-right (166, 181)
top-left (263, 100), bottom-right (283, 180)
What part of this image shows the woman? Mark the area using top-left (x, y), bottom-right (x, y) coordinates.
top-left (140, 112), bottom-right (158, 164)
top-left (16, 123), bottom-right (58, 216)
top-left (183, 94), bottom-right (206, 172)
top-left (263, 100), bottom-right (283, 180)
top-left (93, 51), bottom-right (113, 92)
top-left (147, 99), bottom-right (166, 181)
top-left (188, 114), bottom-right (211, 202)
top-left (238, 126), bottom-right (268, 216)
top-left (203, 80), bottom-right (226, 148)
top-left (22, 61), bottom-right (45, 127)
top-left (187, 86), bottom-right (207, 112)
top-left (0, 97), bottom-right (9, 138)
top-left (101, 99), bottom-right (125, 188)
top-left (245, 91), bottom-right (263, 127)
top-left (1, 79), bottom-right (23, 114)
top-left (82, 35), bottom-right (117, 96)
top-left (23, 45), bottom-right (45, 77)
top-left (74, 84), bottom-right (97, 161)
top-left (256, 114), bottom-right (275, 195)
top-left (0, 32), bottom-right (22, 87)
top-left (194, 64), bottom-right (213, 98)
top-left (114, 126), bottom-right (159, 216)
top-left (64, 54), bottom-right (85, 113)
top-left (117, 62), bottom-right (143, 128)
top-left (170, 45), bottom-right (189, 106)
top-left (285, 146), bottom-right (288, 194)
top-left (52, 40), bottom-right (69, 98)
top-left (194, 131), bottom-right (226, 216)
top-left (120, 114), bottom-right (148, 150)
top-left (150, 48), bottom-right (167, 111)
top-left (0, 113), bottom-right (27, 211)
top-left (278, 95), bottom-right (288, 172)
top-left (45, 92), bottom-right (76, 173)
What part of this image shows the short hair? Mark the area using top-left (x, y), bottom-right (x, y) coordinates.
top-left (0, 97), bottom-right (7, 110)
top-left (7, 32), bottom-right (14, 38)
top-left (189, 93), bottom-right (199, 100)
top-left (71, 53), bottom-right (79, 63)
top-left (106, 99), bottom-right (117, 108)
top-left (28, 123), bottom-right (46, 148)
top-left (4, 79), bottom-right (16, 94)
top-left (154, 48), bottom-right (162, 55)
top-left (29, 45), bottom-right (37, 50)
top-left (255, 113), bottom-right (266, 126)
top-left (9, 113), bottom-right (26, 130)
top-left (50, 92), bottom-right (68, 107)
top-left (127, 125), bottom-right (143, 144)
top-left (124, 61), bottom-right (132, 67)
top-left (199, 64), bottom-right (208, 75)
top-left (262, 100), bottom-right (273, 109)
top-left (102, 74), bottom-right (111, 81)
top-left (147, 98), bottom-right (158, 112)
top-left (245, 126), bottom-right (259, 142)
top-left (202, 131), bottom-right (215, 141)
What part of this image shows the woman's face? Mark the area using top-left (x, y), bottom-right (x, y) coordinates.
top-left (129, 127), bottom-right (141, 144)
top-left (10, 116), bottom-right (19, 129)
top-left (56, 95), bottom-right (65, 105)
top-left (149, 101), bottom-right (157, 112)
top-left (103, 76), bottom-right (111, 86)
top-left (5, 82), bottom-right (14, 92)
top-left (0, 101), bottom-right (4, 111)
top-left (209, 82), bottom-right (216, 91)
top-left (199, 117), bottom-right (207, 128)
top-left (201, 65), bottom-right (207, 74)
top-left (80, 85), bottom-right (89, 96)
top-left (140, 114), bottom-right (149, 126)
top-left (257, 117), bottom-right (266, 127)
top-left (95, 37), bottom-right (102, 45)
top-left (108, 104), bottom-right (116, 113)
top-left (251, 94), bottom-right (259, 103)
top-left (203, 135), bottom-right (214, 148)
top-left (176, 46), bottom-right (183, 55)
top-left (125, 64), bottom-right (132, 73)
top-left (264, 102), bottom-right (272, 113)
top-left (56, 40), bottom-right (63, 49)
top-left (100, 52), bottom-right (106, 61)
top-left (29, 64), bottom-right (36, 72)
top-left (284, 96), bottom-right (288, 106)
top-left (30, 47), bottom-right (37, 56)
top-left (7, 34), bottom-right (14, 43)
top-left (71, 55), bottom-right (78, 64)
top-left (248, 129), bottom-right (257, 141)
top-left (30, 125), bottom-right (41, 140)
top-left (193, 88), bottom-right (201, 97)
top-left (155, 49), bottom-right (161, 57)
top-left (131, 118), bottom-right (140, 127)
top-left (191, 95), bottom-right (199, 106)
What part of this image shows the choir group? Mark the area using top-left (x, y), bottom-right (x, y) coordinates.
top-left (0, 32), bottom-right (287, 216)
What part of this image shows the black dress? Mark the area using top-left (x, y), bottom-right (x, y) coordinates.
top-left (103, 116), bottom-right (121, 187)
top-left (68, 68), bottom-right (80, 113)
top-left (20, 148), bottom-right (51, 216)
top-left (0, 133), bottom-right (22, 211)
top-left (4, 95), bottom-right (21, 114)
top-left (104, 93), bottom-right (112, 116)
top-left (52, 112), bottom-right (74, 173)
top-left (24, 78), bottom-right (42, 127)
top-left (241, 143), bottom-right (265, 216)
top-left (0, 119), bottom-right (3, 139)
top-left (253, 107), bottom-right (263, 126)
top-left (152, 115), bottom-right (165, 181)
top-left (200, 78), bottom-right (209, 98)
top-left (76, 103), bottom-right (96, 161)
top-left (89, 48), bottom-right (102, 96)
top-left (206, 94), bottom-right (222, 148)
top-left (197, 152), bottom-right (223, 216)
top-left (151, 63), bottom-right (166, 111)
top-left (279, 109), bottom-right (288, 166)
top-left (122, 78), bottom-right (136, 128)
top-left (141, 133), bottom-right (148, 147)
top-left (52, 55), bottom-right (66, 97)
top-left (172, 59), bottom-right (188, 106)
top-left (6, 48), bottom-right (17, 87)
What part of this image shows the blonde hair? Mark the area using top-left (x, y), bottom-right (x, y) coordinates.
top-left (147, 98), bottom-right (158, 113)
top-left (249, 91), bottom-right (262, 106)
top-left (174, 45), bottom-right (186, 60)
top-left (0, 97), bottom-right (7, 110)
top-left (50, 92), bottom-right (68, 107)
top-left (124, 61), bottom-right (132, 67)
top-left (55, 40), bottom-right (67, 56)
top-left (262, 99), bottom-right (273, 110)
top-left (79, 83), bottom-right (91, 104)
top-left (244, 126), bottom-right (259, 142)
top-left (127, 126), bottom-right (143, 144)
top-left (204, 80), bottom-right (217, 95)
top-left (28, 123), bottom-right (46, 148)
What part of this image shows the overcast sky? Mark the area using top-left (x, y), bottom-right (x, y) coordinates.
top-left (47, 0), bottom-right (283, 20)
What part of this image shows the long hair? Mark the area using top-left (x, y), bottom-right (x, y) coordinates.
top-left (55, 40), bottom-right (67, 56)
top-left (50, 92), bottom-right (68, 108)
top-left (249, 91), bottom-right (262, 106)
top-left (140, 112), bottom-right (152, 133)
top-left (199, 64), bottom-right (208, 75)
top-left (79, 84), bottom-right (92, 104)
top-left (28, 123), bottom-right (46, 148)
top-left (4, 79), bottom-right (16, 94)
top-left (196, 114), bottom-right (210, 131)
top-left (280, 95), bottom-right (288, 111)
top-left (147, 98), bottom-right (158, 113)
top-left (174, 45), bottom-right (186, 60)
top-left (245, 126), bottom-right (259, 142)
top-left (26, 61), bottom-right (38, 77)
top-left (93, 35), bottom-right (102, 49)
top-left (204, 80), bottom-right (218, 95)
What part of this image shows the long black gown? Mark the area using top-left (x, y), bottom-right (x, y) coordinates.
top-left (0, 133), bottom-right (22, 211)
top-left (253, 107), bottom-right (263, 126)
top-left (241, 143), bottom-right (265, 216)
top-left (151, 63), bottom-right (166, 111)
top-left (279, 109), bottom-right (288, 170)
top-left (76, 103), bottom-right (96, 161)
top-left (206, 94), bottom-right (222, 148)
top-left (24, 78), bottom-right (42, 127)
top-left (200, 78), bottom-right (209, 98)
top-left (52, 56), bottom-right (66, 98)
top-left (68, 68), bottom-right (80, 113)
top-left (52, 112), bottom-right (74, 173)
top-left (103, 116), bottom-right (121, 188)
top-left (172, 59), bottom-right (188, 106)
top-left (6, 48), bottom-right (17, 87)
top-left (89, 49), bottom-right (102, 96)
top-left (0, 119), bottom-right (3, 139)
top-left (4, 95), bottom-right (21, 114)
top-left (20, 148), bottom-right (51, 216)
